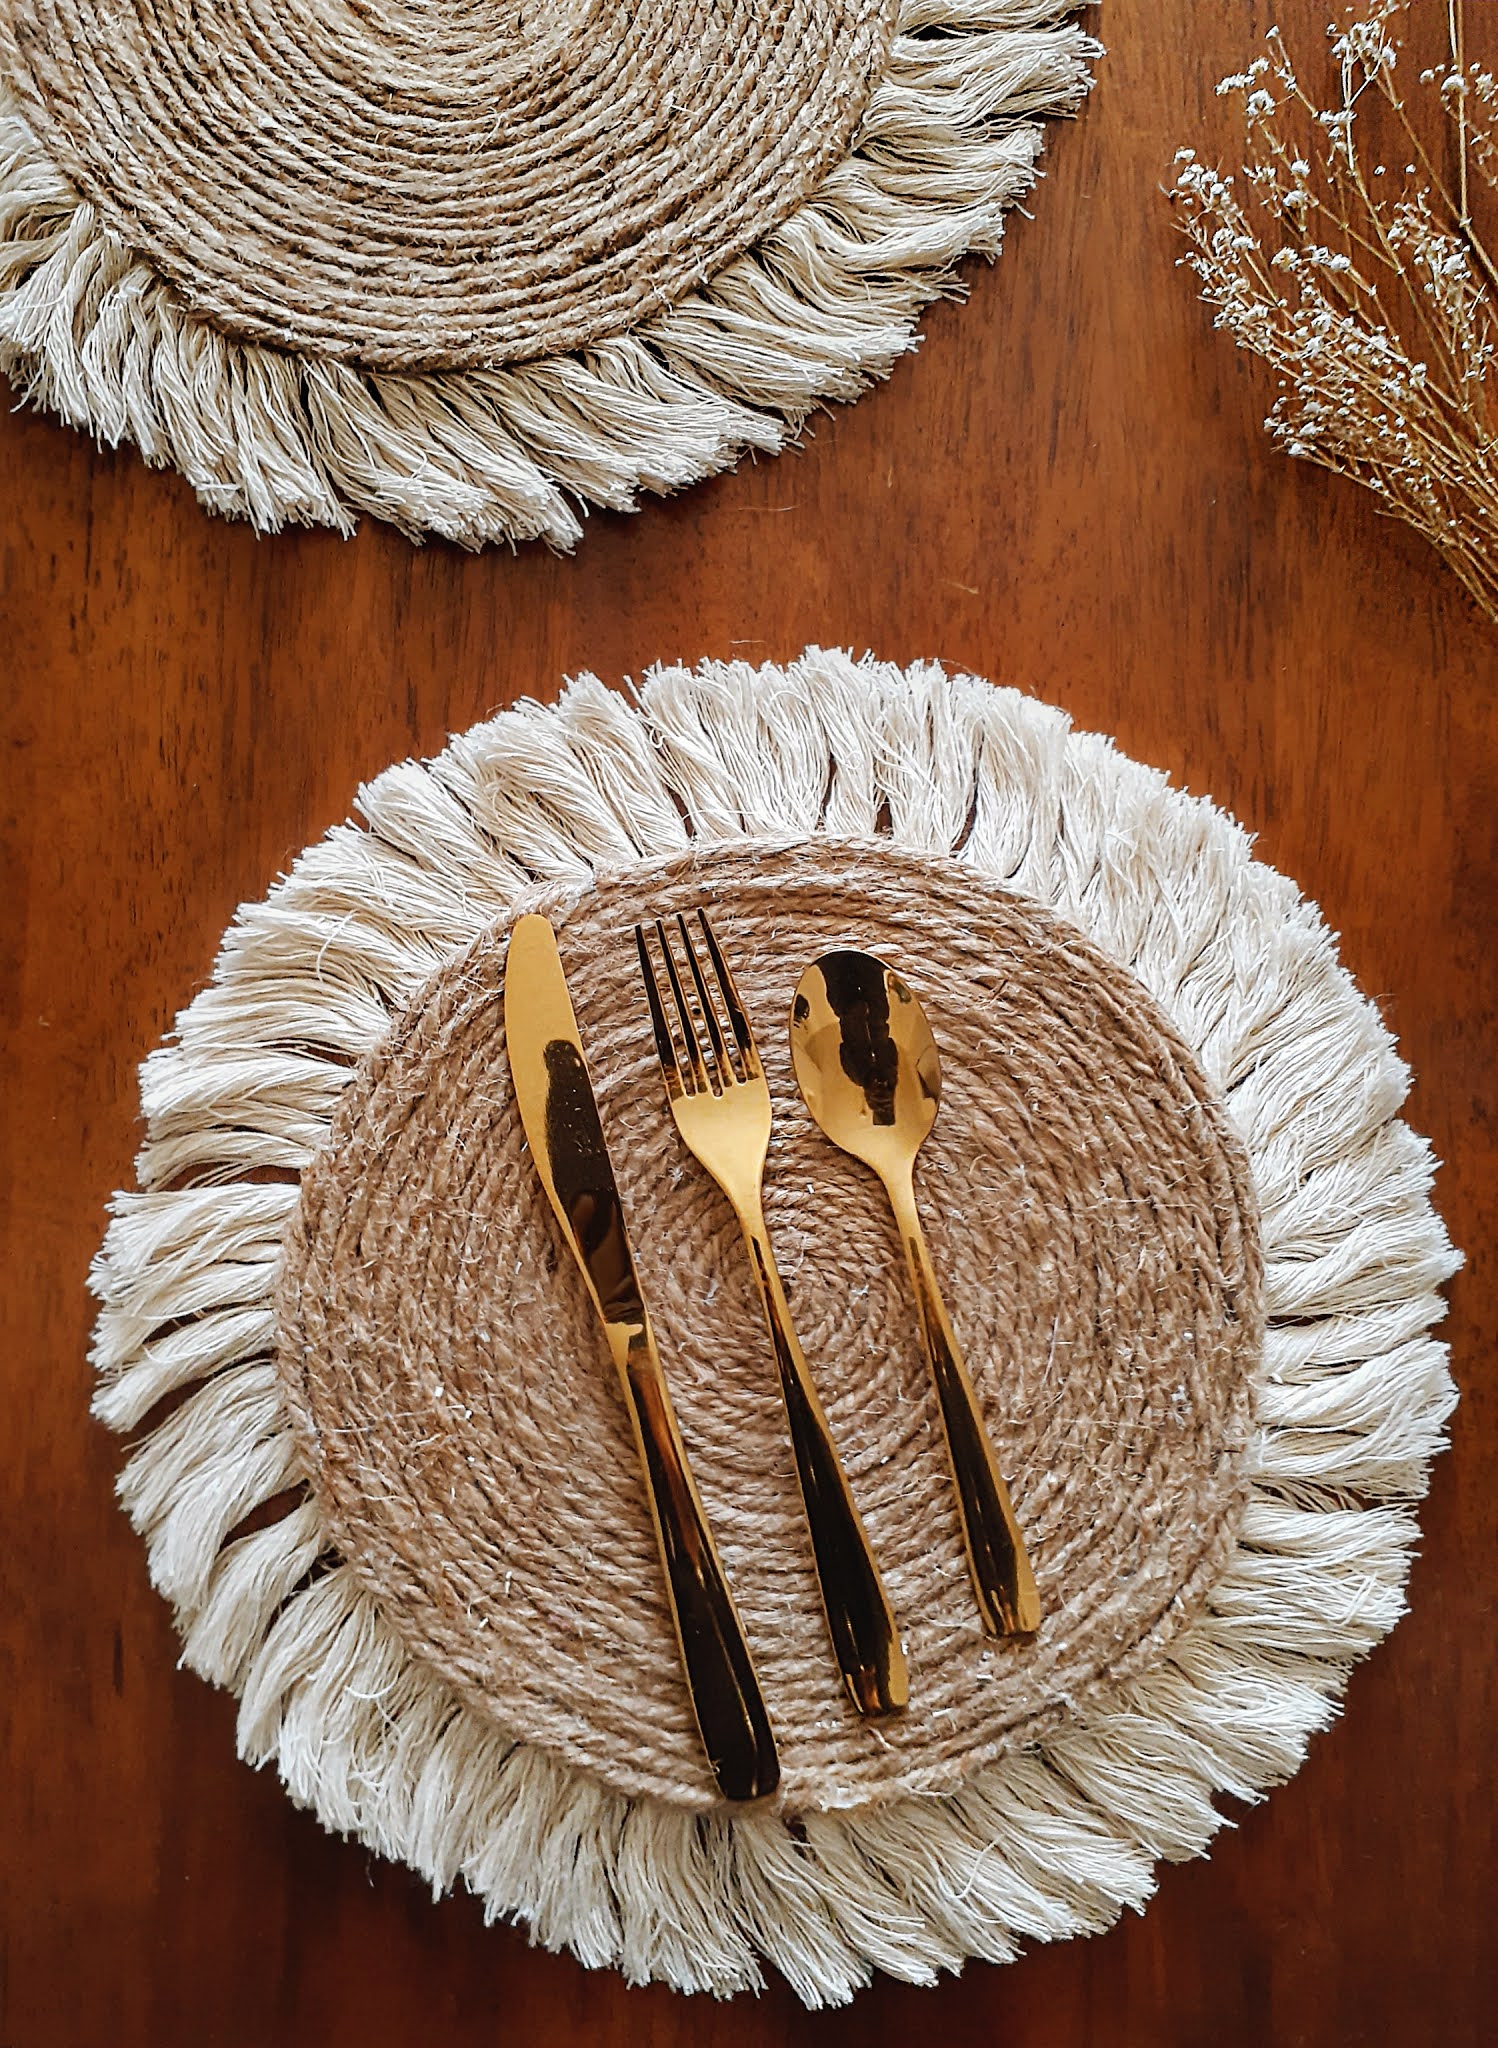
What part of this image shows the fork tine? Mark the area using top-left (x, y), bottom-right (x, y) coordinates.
top-left (676, 912), bottom-right (736, 1082)
top-left (697, 910), bottom-right (762, 1078)
top-left (634, 924), bottom-right (686, 1102)
top-left (655, 918), bottom-right (713, 1094)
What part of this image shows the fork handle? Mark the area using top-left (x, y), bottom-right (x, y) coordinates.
top-left (741, 1214), bottom-right (909, 1718)
top-left (617, 1323), bottom-right (781, 1803)
top-left (888, 1182), bottom-right (1041, 1639)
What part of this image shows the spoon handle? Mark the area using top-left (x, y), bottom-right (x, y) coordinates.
top-left (890, 1189), bottom-right (1041, 1637)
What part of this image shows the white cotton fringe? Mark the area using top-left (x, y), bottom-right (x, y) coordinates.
top-left (89, 652), bottom-right (1460, 2005)
top-left (0, 2), bottom-right (1098, 549)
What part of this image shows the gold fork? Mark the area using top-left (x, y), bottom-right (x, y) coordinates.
top-left (635, 909), bottom-right (908, 1719)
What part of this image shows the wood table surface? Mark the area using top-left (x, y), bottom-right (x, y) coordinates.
top-left (3, 3), bottom-right (1494, 2043)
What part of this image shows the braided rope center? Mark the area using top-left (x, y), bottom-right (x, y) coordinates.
top-left (6, 0), bottom-right (895, 368)
top-left (276, 840), bottom-right (1263, 1812)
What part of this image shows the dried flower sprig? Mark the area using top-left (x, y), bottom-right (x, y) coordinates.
top-left (1170, 1), bottom-right (1498, 624)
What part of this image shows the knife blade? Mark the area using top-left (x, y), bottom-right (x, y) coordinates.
top-left (503, 912), bottom-right (779, 1804)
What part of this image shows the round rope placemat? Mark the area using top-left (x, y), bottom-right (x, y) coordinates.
top-left (10, 0), bottom-right (894, 368)
top-left (90, 652), bottom-right (1459, 2003)
top-left (0, 2), bottom-right (1098, 546)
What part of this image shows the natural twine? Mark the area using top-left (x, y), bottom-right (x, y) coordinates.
top-left (277, 840), bottom-right (1263, 1813)
top-left (4, 0), bottom-right (894, 369)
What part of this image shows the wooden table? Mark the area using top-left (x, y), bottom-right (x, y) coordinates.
top-left (4, 4), bottom-right (1493, 2042)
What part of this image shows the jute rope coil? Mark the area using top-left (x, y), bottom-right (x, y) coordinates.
top-left (279, 840), bottom-right (1262, 1811)
top-left (280, 839), bottom-right (1262, 1818)
top-left (0, 4), bottom-right (1099, 544)
top-left (5, 0), bottom-right (894, 368)
top-left (89, 654), bottom-right (1459, 2002)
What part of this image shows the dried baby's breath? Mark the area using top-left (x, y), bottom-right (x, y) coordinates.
top-left (1171, 1), bottom-right (1498, 624)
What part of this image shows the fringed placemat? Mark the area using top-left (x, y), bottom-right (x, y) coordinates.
top-left (91, 651), bottom-right (1459, 2003)
top-left (0, 2), bottom-right (1098, 547)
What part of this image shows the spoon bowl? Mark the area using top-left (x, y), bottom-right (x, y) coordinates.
top-left (789, 950), bottom-right (941, 1186)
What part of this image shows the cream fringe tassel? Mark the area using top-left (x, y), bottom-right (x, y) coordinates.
top-left (0, 2), bottom-right (1097, 549)
top-left (90, 653), bottom-right (1459, 2003)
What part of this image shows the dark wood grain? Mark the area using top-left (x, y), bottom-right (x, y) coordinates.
top-left (2, 4), bottom-right (1494, 2043)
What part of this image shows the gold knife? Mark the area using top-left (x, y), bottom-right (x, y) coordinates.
top-left (503, 912), bottom-right (780, 1804)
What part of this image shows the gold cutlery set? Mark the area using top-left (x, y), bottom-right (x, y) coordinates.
top-left (504, 910), bottom-right (1040, 1804)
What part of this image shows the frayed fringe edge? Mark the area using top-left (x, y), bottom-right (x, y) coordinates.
top-left (0, 1), bottom-right (1098, 549)
top-left (89, 653), bottom-right (1460, 2004)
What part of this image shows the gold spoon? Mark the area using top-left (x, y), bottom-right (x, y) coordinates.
top-left (789, 950), bottom-right (1041, 1638)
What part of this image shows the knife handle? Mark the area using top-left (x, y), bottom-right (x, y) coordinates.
top-left (618, 1325), bottom-right (780, 1804)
